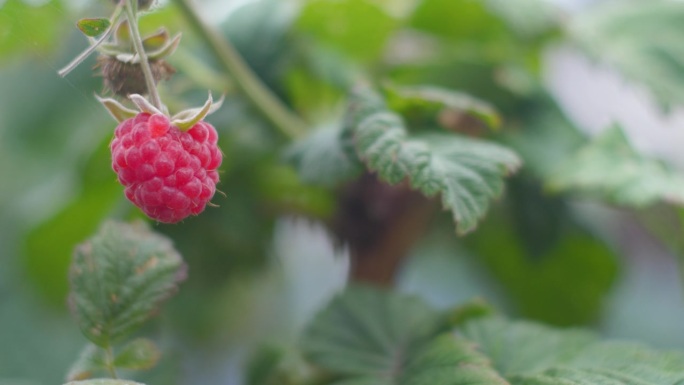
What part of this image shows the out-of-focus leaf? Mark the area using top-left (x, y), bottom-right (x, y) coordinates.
top-left (0, 0), bottom-right (65, 59)
top-left (301, 285), bottom-right (442, 376)
top-left (296, 0), bottom-right (398, 61)
top-left (345, 88), bottom-right (521, 234)
top-left (409, 0), bottom-right (508, 42)
top-left (76, 18), bottom-right (110, 38)
top-left (286, 123), bottom-right (363, 188)
top-left (69, 221), bottom-right (187, 347)
top-left (548, 125), bottom-right (684, 207)
top-left (465, 208), bottom-right (617, 326)
top-left (301, 286), bottom-right (507, 385)
top-left (245, 345), bottom-right (313, 385)
top-left (253, 163), bottom-right (337, 219)
top-left (501, 99), bottom-right (586, 179)
top-left (113, 338), bottom-right (161, 371)
top-left (385, 83), bottom-right (502, 131)
top-left (569, 1), bottom-right (684, 109)
top-left (221, 0), bottom-right (297, 89)
top-left (66, 344), bottom-right (107, 381)
top-left (410, 0), bottom-right (558, 41)
top-left (461, 317), bottom-right (684, 383)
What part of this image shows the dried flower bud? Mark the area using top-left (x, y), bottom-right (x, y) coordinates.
top-left (97, 55), bottom-right (174, 97)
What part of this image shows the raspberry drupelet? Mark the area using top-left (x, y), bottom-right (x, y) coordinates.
top-left (110, 113), bottom-right (222, 223)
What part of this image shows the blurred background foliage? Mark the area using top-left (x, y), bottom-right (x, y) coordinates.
top-left (2, 0), bottom-right (684, 384)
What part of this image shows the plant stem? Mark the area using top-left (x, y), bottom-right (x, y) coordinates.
top-left (124, 0), bottom-right (163, 110)
top-left (104, 345), bottom-right (119, 379)
top-left (171, 0), bottom-right (307, 139)
top-left (58, 4), bottom-right (124, 77)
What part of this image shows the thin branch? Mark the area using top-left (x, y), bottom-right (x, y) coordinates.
top-left (171, 0), bottom-right (307, 139)
top-left (124, 0), bottom-right (163, 110)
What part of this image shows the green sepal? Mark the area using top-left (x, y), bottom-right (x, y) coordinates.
top-left (77, 18), bottom-right (111, 38)
top-left (171, 93), bottom-right (223, 131)
top-left (96, 95), bottom-right (138, 122)
top-left (142, 28), bottom-right (169, 51)
top-left (129, 94), bottom-right (164, 115)
top-left (146, 33), bottom-right (181, 61)
top-left (115, 19), bottom-right (131, 44)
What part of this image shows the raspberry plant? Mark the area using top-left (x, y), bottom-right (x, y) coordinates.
top-left (3, 0), bottom-right (684, 385)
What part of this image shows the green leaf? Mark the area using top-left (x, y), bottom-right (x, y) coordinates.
top-left (569, 1), bottom-right (684, 109)
top-left (76, 18), bottom-right (111, 38)
top-left (465, 207), bottom-right (618, 326)
top-left (296, 0), bottom-right (398, 61)
top-left (548, 125), bottom-right (684, 207)
top-left (286, 123), bottom-right (363, 188)
top-left (482, 0), bottom-right (559, 37)
top-left (345, 88), bottom-right (521, 234)
top-left (301, 286), bottom-right (508, 385)
top-left (385, 84), bottom-right (502, 131)
top-left (301, 285), bottom-right (443, 376)
top-left (66, 344), bottom-right (107, 381)
top-left (461, 317), bottom-right (684, 384)
top-left (69, 221), bottom-right (187, 347)
top-left (113, 338), bottom-right (161, 371)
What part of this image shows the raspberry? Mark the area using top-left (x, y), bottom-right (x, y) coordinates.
top-left (111, 113), bottom-right (222, 223)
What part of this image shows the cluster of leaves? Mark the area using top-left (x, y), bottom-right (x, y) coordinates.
top-left (249, 286), bottom-right (684, 385)
top-left (4, 0), bottom-right (684, 384)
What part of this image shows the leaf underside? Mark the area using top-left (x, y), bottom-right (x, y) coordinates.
top-left (344, 88), bottom-right (521, 234)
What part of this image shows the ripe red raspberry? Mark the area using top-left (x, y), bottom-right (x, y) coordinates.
top-left (110, 113), bottom-right (222, 223)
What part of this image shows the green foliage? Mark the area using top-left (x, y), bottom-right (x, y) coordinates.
top-left (286, 124), bottom-right (363, 188)
top-left (344, 88), bottom-right (521, 234)
top-left (113, 339), bottom-right (161, 371)
top-left (303, 288), bottom-right (684, 385)
top-left (301, 286), bottom-right (508, 385)
top-left (301, 286), bottom-right (443, 376)
top-left (67, 344), bottom-right (108, 381)
top-left (466, 208), bottom-right (618, 326)
top-left (69, 221), bottom-right (186, 347)
top-left (5, 0), bottom-right (684, 384)
top-left (0, 0), bottom-right (65, 59)
top-left (569, 1), bottom-right (684, 109)
top-left (296, 0), bottom-right (398, 61)
top-left (24, 138), bottom-right (123, 305)
top-left (462, 317), bottom-right (684, 384)
top-left (548, 126), bottom-right (684, 207)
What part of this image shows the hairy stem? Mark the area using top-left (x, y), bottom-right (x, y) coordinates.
top-left (171, 0), bottom-right (307, 139)
top-left (124, 0), bottom-right (163, 110)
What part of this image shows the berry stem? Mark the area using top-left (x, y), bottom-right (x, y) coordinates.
top-left (58, 4), bottom-right (124, 77)
top-left (171, 0), bottom-right (307, 140)
top-left (124, 0), bottom-right (163, 111)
